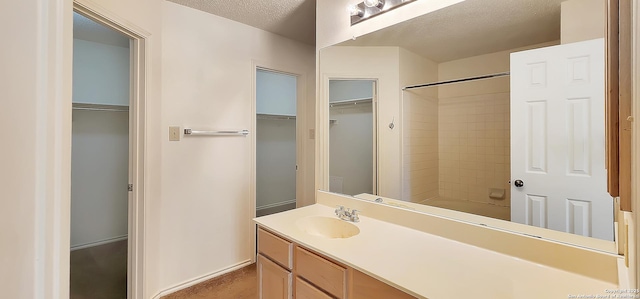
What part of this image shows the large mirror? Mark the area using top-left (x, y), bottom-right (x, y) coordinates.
top-left (319, 0), bottom-right (616, 250)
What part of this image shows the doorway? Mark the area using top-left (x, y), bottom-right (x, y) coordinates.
top-left (70, 11), bottom-right (131, 298)
top-left (255, 69), bottom-right (299, 217)
top-left (328, 79), bottom-right (377, 196)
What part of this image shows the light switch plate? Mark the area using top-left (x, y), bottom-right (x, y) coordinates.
top-left (169, 126), bottom-right (181, 141)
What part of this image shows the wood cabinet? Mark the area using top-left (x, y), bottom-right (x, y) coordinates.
top-left (350, 269), bottom-right (415, 299)
top-left (295, 246), bottom-right (347, 298)
top-left (258, 254), bottom-right (292, 299)
top-left (295, 277), bottom-right (333, 299)
top-left (257, 228), bottom-right (294, 298)
top-left (257, 227), bottom-right (416, 299)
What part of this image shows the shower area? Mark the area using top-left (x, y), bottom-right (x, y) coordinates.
top-left (402, 69), bottom-right (511, 221)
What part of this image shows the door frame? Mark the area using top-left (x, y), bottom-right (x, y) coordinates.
top-left (72, 2), bottom-right (149, 298)
top-left (318, 75), bottom-right (380, 195)
top-left (251, 61), bottom-right (308, 260)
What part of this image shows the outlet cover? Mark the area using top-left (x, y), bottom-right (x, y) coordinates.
top-left (169, 126), bottom-right (181, 141)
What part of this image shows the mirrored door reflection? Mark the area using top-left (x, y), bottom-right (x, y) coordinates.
top-left (329, 80), bottom-right (376, 196)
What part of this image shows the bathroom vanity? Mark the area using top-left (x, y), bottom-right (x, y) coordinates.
top-left (254, 191), bottom-right (625, 299)
top-left (257, 227), bottom-right (414, 298)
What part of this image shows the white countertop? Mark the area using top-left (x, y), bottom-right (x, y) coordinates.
top-left (255, 203), bottom-right (619, 299)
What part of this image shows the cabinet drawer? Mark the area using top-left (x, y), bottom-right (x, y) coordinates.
top-left (295, 246), bottom-right (346, 299)
top-left (350, 269), bottom-right (416, 299)
top-left (258, 254), bottom-right (292, 299)
top-left (295, 277), bottom-right (333, 299)
top-left (258, 227), bottom-right (293, 269)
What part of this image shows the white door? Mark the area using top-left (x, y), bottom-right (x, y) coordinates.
top-left (510, 38), bottom-right (613, 241)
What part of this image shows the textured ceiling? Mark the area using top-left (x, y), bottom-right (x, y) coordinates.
top-left (73, 12), bottom-right (130, 48)
top-left (339, 0), bottom-right (564, 62)
top-left (167, 0), bottom-right (316, 45)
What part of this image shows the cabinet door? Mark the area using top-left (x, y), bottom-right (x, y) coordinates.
top-left (295, 247), bottom-right (347, 298)
top-left (295, 277), bottom-right (333, 299)
top-left (350, 269), bottom-right (416, 299)
top-left (258, 254), bottom-right (292, 299)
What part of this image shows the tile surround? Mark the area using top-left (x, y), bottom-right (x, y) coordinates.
top-left (438, 93), bottom-right (511, 207)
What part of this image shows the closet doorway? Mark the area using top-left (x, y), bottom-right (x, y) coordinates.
top-left (255, 69), bottom-right (299, 217)
top-left (328, 79), bottom-right (377, 196)
top-left (70, 9), bottom-right (137, 299)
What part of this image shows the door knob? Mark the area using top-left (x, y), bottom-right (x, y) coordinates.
top-left (514, 179), bottom-right (524, 188)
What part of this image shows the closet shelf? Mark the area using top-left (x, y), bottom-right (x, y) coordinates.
top-left (257, 113), bottom-right (296, 120)
top-left (329, 97), bottom-right (372, 108)
top-left (72, 103), bottom-right (129, 112)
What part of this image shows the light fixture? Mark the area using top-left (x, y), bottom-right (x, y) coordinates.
top-left (349, 0), bottom-right (416, 26)
top-left (348, 4), bottom-right (364, 17)
top-left (363, 0), bottom-right (385, 9)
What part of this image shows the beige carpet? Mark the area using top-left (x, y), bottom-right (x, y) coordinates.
top-left (70, 240), bottom-right (128, 299)
top-left (162, 264), bottom-right (257, 299)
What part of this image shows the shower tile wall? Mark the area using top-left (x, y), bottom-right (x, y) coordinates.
top-left (403, 93), bottom-right (439, 202)
top-left (438, 93), bottom-right (511, 206)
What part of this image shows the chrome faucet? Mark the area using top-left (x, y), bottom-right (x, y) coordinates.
top-left (335, 206), bottom-right (360, 222)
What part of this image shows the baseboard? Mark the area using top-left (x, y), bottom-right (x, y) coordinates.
top-left (256, 199), bottom-right (296, 211)
top-left (70, 235), bottom-right (128, 251)
top-left (257, 200), bottom-right (296, 217)
top-left (152, 259), bottom-right (253, 299)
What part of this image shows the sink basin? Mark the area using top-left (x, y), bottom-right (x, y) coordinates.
top-left (296, 216), bottom-right (360, 239)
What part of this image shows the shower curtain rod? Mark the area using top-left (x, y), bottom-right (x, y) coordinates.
top-left (402, 72), bottom-right (510, 90)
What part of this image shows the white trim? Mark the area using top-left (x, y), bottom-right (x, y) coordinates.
top-left (72, 2), bottom-right (149, 299)
top-left (70, 235), bottom-right (128, 251)
top-left (256, 199), bottom-right (297, 211)
top-left (151, 260), bottom-right (254, 299)
top-left (252, 60), bottom-right (310, 264)
top-left (35, 0), bottom-right (73, 298)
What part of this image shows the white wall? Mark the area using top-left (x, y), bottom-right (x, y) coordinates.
top-left (73, 38), bottom-right (130, 106)
top-left (329, 80), bottom-right (373, 102)
top-left (561, 0), bottom-right (605, 44)
top-left (160, 2), bottom-right (315, 294)
top-left (319, 46), bottom-right (401, 199)
top-left (256, 70), bottom-right (297, 116)
top-left (256, 118), bottom-right (296, 209)
top-left (71, 110), bottom-right (129, 248)
top-left (0, 2), bottom-right (65, 298)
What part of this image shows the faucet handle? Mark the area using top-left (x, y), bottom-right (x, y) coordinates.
top-left (350, 209), bottom-right (360, 222)
top-left (335, 205), bottom-right (345, 215)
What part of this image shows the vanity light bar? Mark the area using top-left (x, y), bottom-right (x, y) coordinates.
top-left (350, 0), bottom-right (417, 26)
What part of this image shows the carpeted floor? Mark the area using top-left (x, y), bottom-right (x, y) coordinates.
top-left (70, 240), bottom-right (128, 299)
top-left (162, 264), bottom-right (257, 299)
top-left (70, 240), bottom-right (256, 299)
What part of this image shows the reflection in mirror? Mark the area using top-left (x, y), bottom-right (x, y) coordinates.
top-left (329, 80), bottom-right (377, 196)
top-left (320, 0), bottom-right (615, 245)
